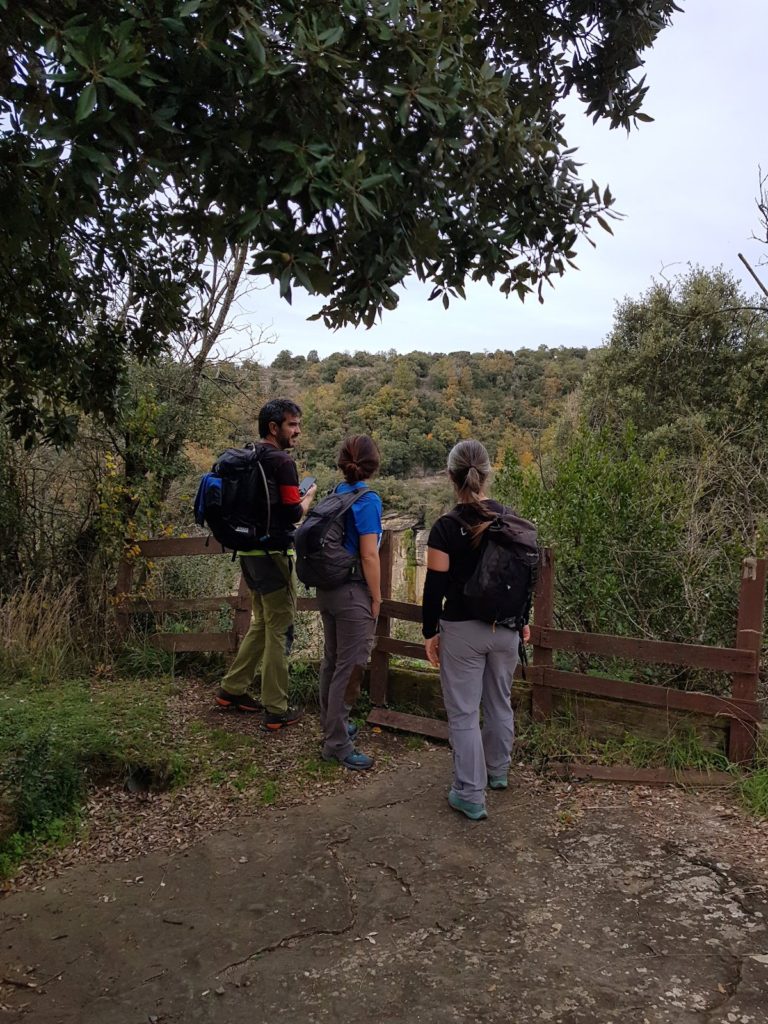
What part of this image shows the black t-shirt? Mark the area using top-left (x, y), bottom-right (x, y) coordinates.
top-left (426, 500), bottom-right (504, 623)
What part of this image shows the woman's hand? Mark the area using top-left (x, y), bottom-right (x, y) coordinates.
top-left (522, 624), bottom-right (531, 643)
top-left (371, 597), bottom-right (381, 619)
top-left (424, 635), bottom-right (440, 668)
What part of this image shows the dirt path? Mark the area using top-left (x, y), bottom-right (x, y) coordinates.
top-left (2, 748), bottom-right (768, 1023)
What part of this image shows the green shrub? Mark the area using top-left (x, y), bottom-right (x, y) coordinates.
top-left (0, 679), bottom-right (189, 876)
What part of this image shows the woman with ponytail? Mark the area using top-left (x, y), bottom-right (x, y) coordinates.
top-left (317, 434), bottom-right (382, 771)
top-left (422, 439), bottom-right (530, 821)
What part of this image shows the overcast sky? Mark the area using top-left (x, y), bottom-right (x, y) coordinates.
top-left (233, 0), bottom-right (768, 363)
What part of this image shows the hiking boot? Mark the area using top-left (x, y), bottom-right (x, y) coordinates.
top-left (488, 773), bottom-right (508, 790)
top-left (347, 721), bottom-right (359, 740)
top-left (263, 706), bottom-right (303, 731)
top-left (215, 690), bottom-right (263, 712)
top-left (448, 791), bottom-right (488, 821)
top-left (323, 749), bottom-right (374, 771)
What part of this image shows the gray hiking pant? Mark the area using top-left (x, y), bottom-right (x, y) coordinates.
top-left (439, 618), bottom-right (519, 807)
top-left (317, 582), bottom-right (376, 761)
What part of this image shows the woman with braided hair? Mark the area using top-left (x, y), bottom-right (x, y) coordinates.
top-left (422, 439), bottom-right (530, 820)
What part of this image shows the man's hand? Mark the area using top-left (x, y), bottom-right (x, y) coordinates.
top-left (371, 597), bottom-right (381, 619)
top-left (424, 635), bottom-right (440, 668)
top-left (300, 483), bottom-right (317, 516)
top-left (522, 624), bottom-right (531, 643)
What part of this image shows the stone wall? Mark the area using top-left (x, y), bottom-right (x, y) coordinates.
top-left (386, 524), bottom-right (429, 604)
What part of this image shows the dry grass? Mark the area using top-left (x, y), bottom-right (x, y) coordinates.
top-left (0, 578), bottom-right (91, 684)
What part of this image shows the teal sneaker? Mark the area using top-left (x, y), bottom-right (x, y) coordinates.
top-left (323, 749), bottom-right (374, 772)
top-left (488, 773), bottom-right (508, 790)
top-left (347, 722), bottom-right (359, 740)
top-left (448, 791), bottom-right (488, 821)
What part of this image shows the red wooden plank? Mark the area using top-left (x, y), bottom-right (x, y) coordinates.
top-left (297, 596), bottom-right (320, 612)
top-left (137, 536), bottom-right (228, 558)
top-left (367, 708), bottom-right (449, 741)
top-left (119, 596), bottom-right (240, 613)
top-left (729, 556), bottom-right (767, 762)
top-left (376, 637), bottom-right (428, 661)
top-left (532, 547), bottom-right (554, 721)
top-left (149, 632), bottom-right (237, 652)
top-left (541, 668), bottom-right (761, 722)
top-left (369, 531), bottom-right (394, 705)
top-left (546, 763), bottom-right (737, 787)
top-left (538, 627), bottom-right (757, 674)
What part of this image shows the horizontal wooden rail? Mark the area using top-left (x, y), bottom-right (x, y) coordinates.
top-left (381, 598), bottom-right (422, 623)
top-left (546, 763), bottom-right (738, 787)
top-left (376, 637), bottom-right (428, 660)
top-left (150, 631), bottom-right (238, 652)
top-left (539, 667), bottom-right (761, 722)
top-left (530, 626), bottom-right (758, 674)
top-left (367, 708), bottom-right (449, 741)
top-left (119, 596), bottom-right (240, 613)
top-left (136, 536), bottom-right (228, 558)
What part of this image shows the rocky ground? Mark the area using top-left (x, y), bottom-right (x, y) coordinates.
top-left (2, 739), bottom-right (768, 1024)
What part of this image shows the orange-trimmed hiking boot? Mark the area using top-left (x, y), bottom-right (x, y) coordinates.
top-left (263, 706), bottom-right (303, 731)
top-left (215, 690), bottom-right (263, 712)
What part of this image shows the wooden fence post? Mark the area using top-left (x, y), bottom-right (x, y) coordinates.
top-left (369, 530), bottom-right (394, 706)
top-left (531, 547), bottom-right (554, 722)
top-left (114, 555), bottom-right (134, 639)
top-left (728, 556), bottom-right (767, 763)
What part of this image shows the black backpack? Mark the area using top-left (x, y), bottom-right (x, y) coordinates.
top-left (295, 488), bottom-right (370, 590)
top-left (449, 507), bottom-right (539, 629)
top-left (193, 444), bottom-right (274, 551)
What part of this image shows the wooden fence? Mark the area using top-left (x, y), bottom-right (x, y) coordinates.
top-left (115, 533), bottom-right (767, 765)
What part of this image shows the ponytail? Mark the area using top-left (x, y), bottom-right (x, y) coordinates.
top-left (446, 440), bottom-right (496, 545)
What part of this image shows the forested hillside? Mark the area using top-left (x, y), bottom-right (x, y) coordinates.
top-left (265, 345), bottom-right (595, 477)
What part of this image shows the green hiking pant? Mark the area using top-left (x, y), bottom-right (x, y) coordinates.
top-left (221, 552), bottom-right (296, 713)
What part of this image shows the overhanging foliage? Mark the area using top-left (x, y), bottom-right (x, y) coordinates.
top-left (1, 0), bottom-right (678, 441)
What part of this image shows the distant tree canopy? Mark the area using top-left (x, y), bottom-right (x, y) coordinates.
top-left (266, 345), bottom-right (594, 476)
top-left (1, 0), bottom-right (677, 442)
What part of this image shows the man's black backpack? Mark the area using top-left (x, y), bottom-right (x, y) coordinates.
top-left (193, 445), bottom-right (274, 551)
top-left (449, 507), bottom-right (539, 629)
top-left (295, 488), bottom-right (369, 590)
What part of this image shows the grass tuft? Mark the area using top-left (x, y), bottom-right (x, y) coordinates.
top-left (0, 579), bottom-right (92, 685)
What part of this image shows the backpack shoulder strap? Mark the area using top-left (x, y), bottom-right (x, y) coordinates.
top-left (445, 507), bottom-right (466, 526)
top-left (445, 503), bottom-right (503, 531)
top-left (333, 485), bottom-right (369, 511)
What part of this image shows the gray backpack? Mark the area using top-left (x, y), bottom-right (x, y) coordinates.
top-left (295, 488), bottom-right (370, 590)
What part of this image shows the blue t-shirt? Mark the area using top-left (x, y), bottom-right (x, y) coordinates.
top-left (334, 482), bottom-right (383, 555)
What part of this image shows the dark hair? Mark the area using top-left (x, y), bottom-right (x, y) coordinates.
top-left (338, 434), bottom-right (380, 484)
top-left (447, 439), bottom-right (495, 545)
top-left (258, 398), bottom-right (302, 439)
